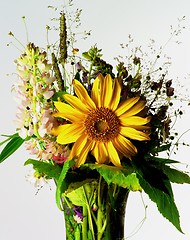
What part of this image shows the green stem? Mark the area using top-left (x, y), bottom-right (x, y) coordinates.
top-left (75, 225), bottom-right (81, 240)
top-left (31, 53), bottom-right (42, 141)
top-left (87, 206), bottom-right (95, 240)
top-left (82, 205), bottom-right (88, 240)
top-left (112, 184), bottom-right (117, 198)
top-left (82, 186), bottom-right (95, 240)
top-left (22, 16), bottom-right (29, 43)
top-left (62, 195), bottom-right (72, 209)
top-left (97, 176), bottom-right (105, 240)
top-left (97, 177), bottom-right (102, 214)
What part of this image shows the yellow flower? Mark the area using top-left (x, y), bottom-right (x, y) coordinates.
top-left (72, 48), bottom-right (79, 54)
top-left (52, 74), bottom-right (150, 167)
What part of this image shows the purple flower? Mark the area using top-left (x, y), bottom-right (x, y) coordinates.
top-left (73, 206), bottom-right (84, 219)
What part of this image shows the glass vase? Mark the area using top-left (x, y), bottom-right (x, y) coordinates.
top-left (62, 176), bottom-right (129, 240)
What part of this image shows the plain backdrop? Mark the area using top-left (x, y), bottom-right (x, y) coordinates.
top-left (0, 1), bottom-right (190, 239)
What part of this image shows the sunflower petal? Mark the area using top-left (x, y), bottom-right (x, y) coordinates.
top-left (113, 134), bottom-right (137, 158)
top-left (101, 74), bottom-right (113, 107)
top-left (92, 142), bottom-right (108, 164)
top-left (64, 94), bottom-right (89, 113)
top-left (56, 124), bottom-right (84, 144)
top-left (120, 126), bottom-right (150, 141)
top-left (115, 97), bottom-right (140, 116)
top-left (52, 112), bottom-right (78, 123)
top-left (121, 100), bottom-right (146, 117)
top-left (130, 125), bottom-right (150, 131)
top-left (98, 142), bottom-right (108, 163)
top-left (106, 141), bottom-right (121, 167)
top-left (73, 80), bottom-right (96, 110)
top-left (75, 140), bottom-right (94, 167)
top-left (91, 74), bottom-right (103, 107)
top-left (69, 135), bottom-right (88, 159)
top-left (54, 101), bottom-right (70, 113)
top-left (51, 125), bottom-right (68, 136)
top-left (53, 101), bottom-right (83, 122)
top-left (120, 116), bottom-right (151, 126)
top-left (110, 78), bottom-right (121, 111)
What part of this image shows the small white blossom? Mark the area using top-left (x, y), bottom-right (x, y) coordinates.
top-left (25, 170), bottom-right (49, 189)
top-left (73, 215), bottom-right (83, 224)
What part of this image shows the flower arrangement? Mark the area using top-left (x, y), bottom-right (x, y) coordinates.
top-left (1, 4), bottom-right (190, 240)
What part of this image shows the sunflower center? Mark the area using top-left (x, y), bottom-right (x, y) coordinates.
top-left (94, 120), bottom-right (109, 133)
top-left (84, 107), bottom-right (120, 142)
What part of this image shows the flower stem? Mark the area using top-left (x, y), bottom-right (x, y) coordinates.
top-left (97, 176), bottom-right (105, 240)
top-left (82, 205), bottom-right (88, 240)
top-left (75, 225), bottom-right (81, 240)
top-left (82, 186), bottom-right (95, 240)
top-left (31, 52), bottom-right (42, 141)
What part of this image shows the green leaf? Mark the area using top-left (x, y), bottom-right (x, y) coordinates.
top-left (64, 179), bottom-right (98, 207)
top-left (74, 72), bottom-right (80, 81)
top-left (142, 156), bottom-right (190, 184)
top-left (52, 90), bottom-right (68, 101)
top-left (163, 166), bottom-right (190, 184)
top-left (137, 173), bottom-right (183, 232)
top-left (24, 159), bottom-right (62, 180)
top-left (56, 159), bottom-right (75, 210)
top-left (150, 143), bottom-right (171, 154)
top-left (145, 155), bottom-right (180, 164)
top-left (0, 133), bottom-right (18, 147)
top-left (82, 52), bottom-right (91, 60)
top-left (85, 164), bottom-right (141, 191)
top-left (0, 133), bottom-right (25, 163)
top-left (133, 158), bottom-right (173, 196)
top-left (125, 173), bottom-right (142, 191)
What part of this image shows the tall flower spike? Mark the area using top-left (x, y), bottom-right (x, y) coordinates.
top-left (14, 42), bottom-right (68, 162)
top-left (52, 74), bottom-right (151, 167)
top-left (52, 52), bottom-right (64, 90)
top-left (59, 12), bottom-right (67, 64)
top-left (15, 43), bottom-right (56, 139)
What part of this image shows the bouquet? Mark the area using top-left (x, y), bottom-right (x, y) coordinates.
top-left (1, 4), bottom-right (190, 240)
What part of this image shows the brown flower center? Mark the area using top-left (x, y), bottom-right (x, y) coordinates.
top-left (84, 107), bottom-right (121, 142)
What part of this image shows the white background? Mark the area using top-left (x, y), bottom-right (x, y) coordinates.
top-left (0, 1), bottom-right (190, 239)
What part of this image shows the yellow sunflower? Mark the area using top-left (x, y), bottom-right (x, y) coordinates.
top-left (52, 74), bottom-right (150, 167)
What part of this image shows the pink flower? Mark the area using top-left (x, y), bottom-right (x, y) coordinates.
top-left (43, 89), bottom-right (54, 99)
top-left (52, 154), bottom-right (67, 165)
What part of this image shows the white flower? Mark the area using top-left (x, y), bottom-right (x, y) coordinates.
top-left (43, 89), bottom-right (54, 99)
top-left (45, 77), bottom-right (55, 85)
top-left (73, 215), bottom-right (83, 224)
top-left (25, 170), bottom-right (49, 189)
